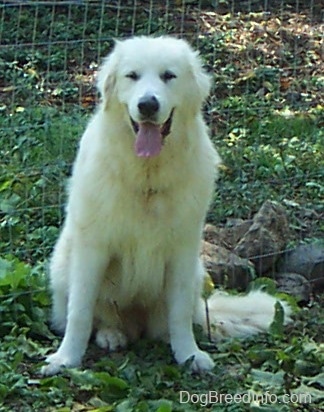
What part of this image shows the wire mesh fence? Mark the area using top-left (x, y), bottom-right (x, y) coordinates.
top-left (0, 4), bottom-right (323, 410)
top-left (0, 0), bottom-right (323, 267)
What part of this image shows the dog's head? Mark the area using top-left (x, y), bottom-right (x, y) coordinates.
top-left (97, 36), bottom-right (211, 157)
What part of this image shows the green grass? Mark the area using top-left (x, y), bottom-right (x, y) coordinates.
top-left (0, 256), bottom-right (323, 411)
top-left (210, 103), bottom-right (323, 223)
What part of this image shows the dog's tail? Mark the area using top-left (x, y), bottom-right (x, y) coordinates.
top-left (195, 290), bottom-right (292, 341)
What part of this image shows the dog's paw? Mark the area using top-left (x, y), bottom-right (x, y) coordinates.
top-left (190, 350), bottom-right (214, 372)
top-left (178, 350), bottom-right (214, 373)
top-left (40, 351), bottom-right (81, 376)
top-left (95, 327), bottom-right (127, 351)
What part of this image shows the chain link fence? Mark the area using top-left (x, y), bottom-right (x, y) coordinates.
top-left (0, 0), bottom-right (323, 265)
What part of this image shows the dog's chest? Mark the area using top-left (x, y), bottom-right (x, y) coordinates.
top-left (139, 186), bottom-right (165, 212)
top-left (120, 163), bottom-right (178, 218)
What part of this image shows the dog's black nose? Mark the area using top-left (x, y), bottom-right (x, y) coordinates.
top-left (138, 95), bottom-right (159, 118)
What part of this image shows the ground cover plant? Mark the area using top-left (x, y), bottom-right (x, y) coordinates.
top-left (0, 1), bottom-right (323, 411)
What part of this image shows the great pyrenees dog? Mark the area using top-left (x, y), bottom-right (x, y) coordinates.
top-left (41, 36), bottom-right (291, 376)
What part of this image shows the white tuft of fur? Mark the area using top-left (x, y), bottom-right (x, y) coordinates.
top-left (95, 327), bottom-right (128, 351)
top-left (196, 290), bottom-right (292, 340)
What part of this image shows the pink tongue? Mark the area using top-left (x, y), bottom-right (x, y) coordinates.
top-left (134, 122), bottom-right (162, 157)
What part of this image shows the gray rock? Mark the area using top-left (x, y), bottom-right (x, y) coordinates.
top-left (277, 243), bottom-right (324, 292)
top-left (234, 200), bottom-right (290, 275)
top-left (201, 241), bottom-right (254, 290)
top-left (275, 272), bottom-right (311, 302)
top-left (204, 220), bottom-right (252, 249)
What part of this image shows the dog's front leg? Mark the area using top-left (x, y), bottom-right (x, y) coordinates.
top-left (41, 243), bottom-right (107, 376)
top-left (167, 252), bottom-right (214, 373)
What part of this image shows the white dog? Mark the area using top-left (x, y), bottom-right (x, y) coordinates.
top-left (41, 36), bottom-right (291, 376)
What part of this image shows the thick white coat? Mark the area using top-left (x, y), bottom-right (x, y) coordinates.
top-left (42, 37), bottom-right (291, 376)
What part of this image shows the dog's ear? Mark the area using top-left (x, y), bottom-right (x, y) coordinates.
top-left (190, 50), bottom-right (211, 103)
top-left (97, 41), bottom-right (120, 109)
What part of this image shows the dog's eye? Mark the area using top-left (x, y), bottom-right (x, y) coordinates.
top-left (125, 71), bottom-right (139, 81)
top-left (160, 70), bottom-right (177, 82)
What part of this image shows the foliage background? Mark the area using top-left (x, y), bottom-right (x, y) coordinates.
top-left (0, 1), bottom-right (323, 411)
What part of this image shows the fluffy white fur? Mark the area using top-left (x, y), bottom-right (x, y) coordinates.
top-left (41, 36), bottom-right (291, 376)
top-left (196, 290), bottom-right (291, 340)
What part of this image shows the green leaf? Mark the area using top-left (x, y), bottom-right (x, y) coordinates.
top-left (155, 400), bottom-right (173, 412)
top-left (250, 369), bottom-right (285, 389)
top-left (94, 372), bottom-right (129, 390)
top-left (292, 383), bottom-right (324, 402)
top-left (304, 372), bottom-right (324, 388)
top-left (0, 257), bottom-right (30, 289)
top-left (39, 375), bottom-right (70, 390)
top-left (248, 278), bottom-right (277, 295)
top-left (250, 405), bottom-right (289, 412)
top-left (269, 301), bottom-right (285, 337)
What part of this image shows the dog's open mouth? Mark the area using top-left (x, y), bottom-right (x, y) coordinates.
top-left (131, 109), bottom-right (174, 158)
